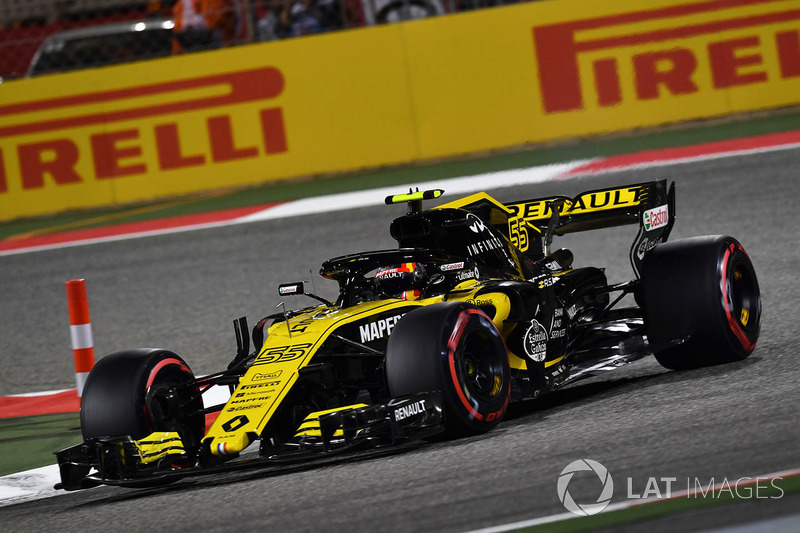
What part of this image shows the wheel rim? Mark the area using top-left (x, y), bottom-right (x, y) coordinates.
top-left (458, 329), bottom-right (506, 403)
top-left (726, 260), bottom-right (760, 337)
top-left (720, 242), bottom-right (760, 352)
top-left (144, 364), bottom-right (203, 447)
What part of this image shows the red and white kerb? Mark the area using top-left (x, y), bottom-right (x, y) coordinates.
top-left (66, 279), bottom-right (96, 397)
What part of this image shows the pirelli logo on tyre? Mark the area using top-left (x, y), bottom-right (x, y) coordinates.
top-left (533, 0), bottom-right (800, 114)
top-left (0, 68), bottom-right (288, 216)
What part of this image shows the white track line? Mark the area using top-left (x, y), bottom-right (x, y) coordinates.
top-left (567, 141), bottom-right (800, 177)
top-left (239, 162), bottom-right (590, 223)
top-left (6, 389), bottom-right (72, 398)
top-left (0, 465), bottom-right (63, 508)
top-left (0, 161), bottom-right (590, 258)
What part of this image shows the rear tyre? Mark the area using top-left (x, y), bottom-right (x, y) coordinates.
top-left (386, 302), bottom-right (510, 436)
top-left (81, 349), bottom-right (205, 451)
top-left (641, 236), bottom-right (761, 370)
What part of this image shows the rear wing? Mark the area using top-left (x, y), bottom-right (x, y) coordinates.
top-left (504, 180), bottom-right (675, 278)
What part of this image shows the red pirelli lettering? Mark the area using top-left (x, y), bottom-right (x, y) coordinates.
top-left (533, 0), bottom-right (800, 113)
top-left (709, 37), bottom-right (768, 88)
top-left (594, 58), bottom-right (622, 107)
top-left (260, 108), bottom-right (288, 154)
top-left (208, 115), bottom-right (259, 162)
top-left (0, 68), bottom-right (284, 138)
top-left (154, 123), bottom-right (207, 170)
top-left (777, 30), bottom-right (800, 78)
top-left (633, 49), bottom-right (699, 100)
top-left (90, 129), bottom-right (147, 179)
top-left (0, 67), bottom-right (290, 194)
top-left (18, 139), bottom-right (82, 189)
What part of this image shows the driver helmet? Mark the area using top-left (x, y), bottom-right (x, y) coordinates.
top-left (374, 262), bottom-right (426, 301)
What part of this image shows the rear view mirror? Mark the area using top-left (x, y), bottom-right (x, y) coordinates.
top-left (278, 282), bottom-right (305, 296)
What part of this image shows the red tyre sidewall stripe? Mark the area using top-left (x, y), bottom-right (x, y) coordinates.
top-left (146, 358), bottom-right (190, 390)
top-left (143, 357), bottom-right (192, 432)
top-left (447, 308), bottom-right (510, 422)
top-left (448, 310), bottom-right (481, 420)
top-left (721, 244), bottom-right (755, 351)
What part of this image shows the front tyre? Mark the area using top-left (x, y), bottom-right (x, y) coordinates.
top-left (386, 302), bottom-right (510, 436)
top-left (641, 235), bottom-right (761, 370)
top-left (80, 349), bottom-right (205, 452)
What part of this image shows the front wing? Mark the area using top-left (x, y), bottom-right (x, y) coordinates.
top-left (55, 392), bottom-right (443, 491)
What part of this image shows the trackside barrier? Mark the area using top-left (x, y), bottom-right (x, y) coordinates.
top-left (66, 279), bottom-right (95, 397)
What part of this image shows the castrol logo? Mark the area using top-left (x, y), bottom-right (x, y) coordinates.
top-left (643, 205), bottom-right (669, 232)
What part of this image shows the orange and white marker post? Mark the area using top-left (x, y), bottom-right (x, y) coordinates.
top-left (66, 279), bottom-right (95, 397)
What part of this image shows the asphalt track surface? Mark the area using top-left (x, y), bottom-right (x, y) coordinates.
top-left (2, 147), bottom-right (800, 531)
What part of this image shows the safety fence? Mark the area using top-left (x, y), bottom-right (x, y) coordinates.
top-left (0, 0), bottom-right (531, 80)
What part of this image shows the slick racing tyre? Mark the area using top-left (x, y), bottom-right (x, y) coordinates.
top-left (641, 235), bottom-right (761, 370)
top-left (386, 302), bottom-right (510, 436)
top-left (81, 349), bottom-right (205, 451)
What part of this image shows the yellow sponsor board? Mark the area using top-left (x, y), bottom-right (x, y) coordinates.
top-left (405, 0), bottom-right (800, 158)
top-left (0, 26), bottom-right (418, 220)
top-left (1, 0), bottom-right (799, 220)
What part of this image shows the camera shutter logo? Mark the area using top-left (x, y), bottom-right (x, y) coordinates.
top-left (557, 459), bottom-right (614, 516)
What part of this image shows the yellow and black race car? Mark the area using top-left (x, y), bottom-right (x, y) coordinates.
top-left (55, 180), bottom-right (761, 491)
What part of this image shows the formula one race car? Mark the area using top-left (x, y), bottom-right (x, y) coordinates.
top-left (55, 180), bottom-right (761, 490)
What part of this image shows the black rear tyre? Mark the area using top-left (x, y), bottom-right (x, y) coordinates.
top-left (641, 235), bottom-right (761, 370)
top-left (386, 302), bottom-right (510, 436)
top-left (81, 349), bottom-right (205, 451)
